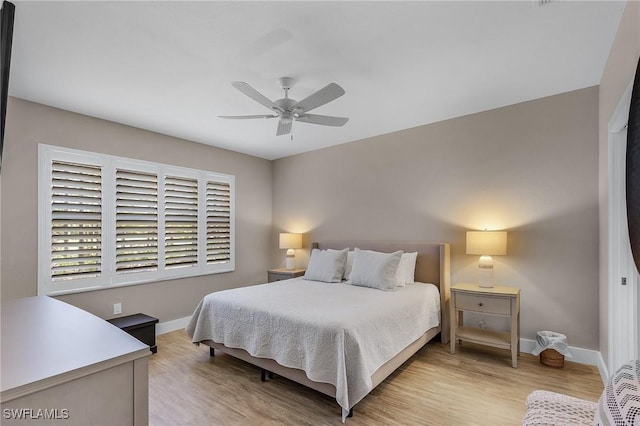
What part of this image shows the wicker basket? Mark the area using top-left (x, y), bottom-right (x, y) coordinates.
top-left (540, 349), bottom-right (564, 368)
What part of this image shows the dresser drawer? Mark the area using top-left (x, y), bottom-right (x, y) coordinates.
top-left (455, 293), bottom-right (511, 315)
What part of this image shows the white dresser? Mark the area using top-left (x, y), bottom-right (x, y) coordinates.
top-left (1, 296), bottom-right (150, 425)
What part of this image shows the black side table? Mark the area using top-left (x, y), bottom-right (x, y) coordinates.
top-left (108, 313), bottom-right (159, 353)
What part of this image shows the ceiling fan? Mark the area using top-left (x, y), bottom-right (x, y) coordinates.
top-left (219, 77), bottom-right (349, 136)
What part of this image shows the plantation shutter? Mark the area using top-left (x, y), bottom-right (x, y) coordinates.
top-left (115, 169), bottom-right (158, 273)
top-left (164, 175), bottom-right (199, 268)
top-left (40, 145), bottom-right (235, 296)
top-left (206, 181), bottom-right (231, 264)
top-left (50, 161), bottom-right (102, 280)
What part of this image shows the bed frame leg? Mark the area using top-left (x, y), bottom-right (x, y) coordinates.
top-left (260, 369), bottom-right (274, 382)
top-left (209, 347), bottom-right (215, 357)
top-left (348, 408), bottom-right (354, 418)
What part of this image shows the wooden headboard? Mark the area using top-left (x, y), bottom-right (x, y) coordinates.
top-left (312, 241), bottom-right (450, 344)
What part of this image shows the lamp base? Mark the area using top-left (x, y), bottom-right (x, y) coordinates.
top-left (285, 249), bottom-right (295, 270)
top-left (285, 257), bottom-right (295, 270)
top-left (477, 258), bottom-right (494, 288)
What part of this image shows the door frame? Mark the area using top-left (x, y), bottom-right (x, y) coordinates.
top-left (607, 77), bottom-right (639, 375)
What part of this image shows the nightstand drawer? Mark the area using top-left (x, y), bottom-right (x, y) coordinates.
top-left (267, 268), bottom-right (306, 283)
top-left (268, 272), bottom-right (293, 282)
top-left (455, 293), bottom-right (511, 315)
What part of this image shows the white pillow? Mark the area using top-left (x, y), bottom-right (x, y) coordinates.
top-left (395, 252), bottom-right (418, 287)
top-left (343, 250), bottom-right (354, 281)
top-left (304, 248), bottom-right (349, 283)
top-left (349, 248), bottom-right (403, 291)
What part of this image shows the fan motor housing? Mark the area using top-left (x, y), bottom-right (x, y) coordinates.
top-left (274, 98), bottom-right (297, 111)
top-left (280, 112), bottom-right (293, 124)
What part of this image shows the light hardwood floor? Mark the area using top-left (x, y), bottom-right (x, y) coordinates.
top-left (149, 331), bottom-right (603, 425)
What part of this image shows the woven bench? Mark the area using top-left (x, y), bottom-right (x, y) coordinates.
top-left (523, 390), bottom-right (597, 425)
top-left (523, 360), bottom-right (639, 426)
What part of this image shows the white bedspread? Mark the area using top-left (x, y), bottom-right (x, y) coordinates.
top-left (186, 278), bottom-right (440, 420)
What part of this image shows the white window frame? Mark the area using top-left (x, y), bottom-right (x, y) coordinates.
top-left (38, 144), bottom-right (235, 296)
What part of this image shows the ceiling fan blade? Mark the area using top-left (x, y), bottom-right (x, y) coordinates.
top-left (218, 114), bottom-right (278, 119)
top-left (292, 83), bottom-right (345, 113)
top-left (276, 119), bottom-right (292, 136)
top-left (231, 81), bottom-right (282, 112)
top-left (296, 114), bottom-right (349, 127)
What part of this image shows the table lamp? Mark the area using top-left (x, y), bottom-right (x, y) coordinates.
top-left (466, 230), bottom-right (507, 288)
top-left (279, 233), bottom-right (302, 270)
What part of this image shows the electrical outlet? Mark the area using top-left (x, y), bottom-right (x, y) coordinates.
top-left (479, 319), bottom-right (488, 330)
top-left (113, 303), bottom-right (122, 315)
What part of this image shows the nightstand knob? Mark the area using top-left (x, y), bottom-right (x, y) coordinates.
top-left (478, 303), bottom-right (484, 307)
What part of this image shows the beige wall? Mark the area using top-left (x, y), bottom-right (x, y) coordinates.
top-left (3, 6), bottom-right (630, 353)
top-left (1, 97), bottom-right (272, 322)
top-left (598, 0), bottom-right (640, 368)
top-left (273, 87), bottom-right (600, 349)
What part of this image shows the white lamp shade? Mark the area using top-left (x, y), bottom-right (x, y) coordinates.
top-left (279, 233), bottom-right (302, 250)
top-left (466, 231), bottom-right (507, 256)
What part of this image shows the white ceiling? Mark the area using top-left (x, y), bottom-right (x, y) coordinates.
top-left (8, 1), bottom-right (626, 160)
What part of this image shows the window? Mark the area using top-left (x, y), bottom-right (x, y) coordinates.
top-left (115, 168), bottom-right (159, 274)
top-left (206, 181), bottom-right (232, 264)
top-left (38, 145), bottom-right (235, 296)
top-left (50, 160), bottom-right (103, 281)
top-left (164, 175), bottom-right (198, 269)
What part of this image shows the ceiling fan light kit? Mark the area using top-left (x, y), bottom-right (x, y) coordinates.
top-left (219, 77), bottom-right (349, 137)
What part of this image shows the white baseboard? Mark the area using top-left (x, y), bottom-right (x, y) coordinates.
top-left (595, 352), bottom-right (609, 383)
top-left (156, 319), bottom-right (608, 383)
top-left (156, 316), bottom-right (191, 335)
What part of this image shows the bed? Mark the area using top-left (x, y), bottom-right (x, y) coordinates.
top-left (186, 241), bottom-right (450, 420)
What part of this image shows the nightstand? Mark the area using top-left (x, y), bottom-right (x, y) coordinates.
top-left (107, 313), bottom-right (159, 353)
top-left (267, 268), bottom-right (306, 283)
top-left (450, 283), bottom-right (521, 367)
